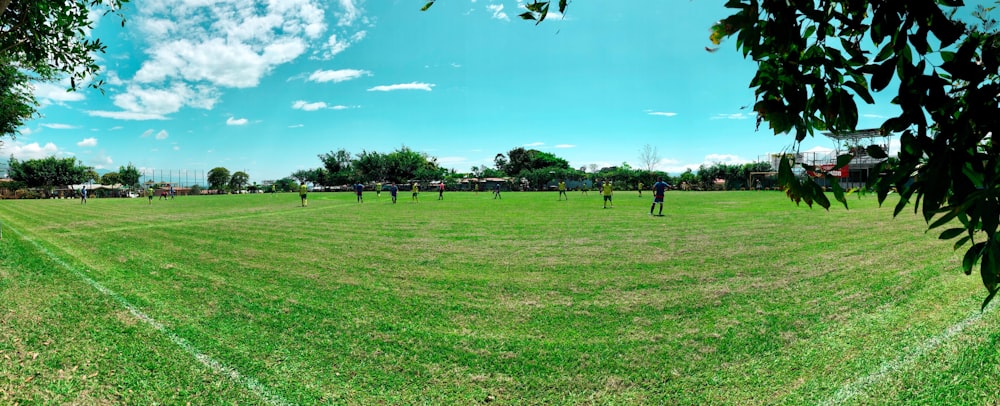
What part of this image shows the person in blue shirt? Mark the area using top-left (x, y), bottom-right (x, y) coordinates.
top-left (80, 185), bottom-right (88, 204)
top-left (650, 177), bottom-right (672, 216)
top-left (390, 183), bottom-right (398, 204)
top-left (355, 183), bottom-right (364, 203)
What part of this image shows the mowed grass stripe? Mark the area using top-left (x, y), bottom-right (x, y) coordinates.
top-left (0, 222), bottom-right (268, 404)
top-left (1, 191), bottom-right (996, 403)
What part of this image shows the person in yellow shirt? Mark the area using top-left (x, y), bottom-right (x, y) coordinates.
top-left (412, 182), bottom-right (420, 202)
top-left (147, 186), bottom-right (154, 205)
top-left (602, 180), bottom-right (613, 209)
top-left (637, 182), bottom-right (644, 197)
top-left (558, 180), bottom-right (568, 201)
top-left (299, 182), bottom-right (308, 207)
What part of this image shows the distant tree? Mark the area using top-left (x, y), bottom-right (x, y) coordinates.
top-left (290, 169), bottom-right (312, 184)
top-left (494, 153), bottom-right (508, 173)
top-left (7, 156), bottom-right (91, 196)
top-left (354, 150), bottom-right (387, 182)
top-left (638, 144), bottom-right (661, 173)
top-left (273, 177), bottom-right (297, 192)
top-left (99, 172), bottom-right (120, 185)
top-left (305, 168), bottom-right (330, 187)
top-left (0, 0), bottom-right (129, 140)
top-left (383, 146), bottom-right (440, 182)
top-left (189, 184), bottom-right (203, 195)
top-left (83, 168), bottom-right (99, 184)
top-left (207, 167), bottom-right (231, 193)
top-left (318, 149), bottom-right (353, 185)
top-left (229, 171), bottom-right (249, 192)
top-left (118, 163), bottom-right (140, 191)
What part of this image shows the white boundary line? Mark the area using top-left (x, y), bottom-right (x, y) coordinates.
top-left (819, 306), bottom-right (991, 405)
top-left (6, 224), bottom-right (293, 406)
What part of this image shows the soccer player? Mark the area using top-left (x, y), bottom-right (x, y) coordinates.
top-left (80, 185), bottom-right (87, 204)
top-left (580, 182), bottom-right (589, 195)
top-left (602, 180), bottom-right (613, 208)
top-left (355, 183), bottom-right (364, 203)
top-left (438, 182), bottom-right (445, 200)
top-left (558, 180), bottom-right (567, 201)
top-left (650, 177), bottom-right (671, 216)
top-left (376, 182), bottom-right (382, 197)
top-left (493, 183), bottom-right (502, 199)
top-left (169, 183), bottom-right (175, 199)
top-left (147, 186), bottom-right (154, 205)
top-left (299, 182), bottom-right (308, 207)
top-left (390, 183), bottom-right (398, 204)
top-left (637, 182), bottom-right (644, 197)
top-left (412, 182), bottom-right (419, 202)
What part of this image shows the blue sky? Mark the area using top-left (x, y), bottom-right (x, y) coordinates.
top-left (5, 0), bottom-right (912, 183)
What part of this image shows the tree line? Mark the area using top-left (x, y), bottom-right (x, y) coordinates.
top-left (265, 145), bottom-right (775, 192)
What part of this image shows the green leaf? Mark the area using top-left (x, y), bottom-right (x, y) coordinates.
top-left (982, 243), bottom-right (1000, 309)
top-left (964, 242), bottom-right (986, 276)
top-left (803, 25), bottom-right (817, 39)
top-left (875, 41), bottom-right (895, 62)
top-left (518, 11), bottom-right (537, 21)
top-left (928, 208), bottom-right (959, 230)
top-left (420, 1), bottom-right (435, 11)
top-left (938, 228), bottom-right (965, 240)
top-left (835, 154), bottom-right (853, 168)
top-left (843, 81), bottom-right (875, 104)
top-left (954, 235), bottom-right (972, 251)
top-left (871, 57), bottom-right (897, 92)
top-left (865, 145), bottom-right (889, 159)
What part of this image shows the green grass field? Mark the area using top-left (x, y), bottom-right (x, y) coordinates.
top-left (2, 190), bottom-right (1000, 404)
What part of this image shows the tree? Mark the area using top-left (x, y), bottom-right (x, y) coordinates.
top-left (273, 177), bottom-right (297, 192)
top-left (0, 0), bottom-right (129, 139)
top-left (354, 150), bottom-right (387, 182)
top-left (290, 169), bottom-right (312, 184)
top-left (229, 171), bottom-right (249, 192)
top-left (318, 149), bottom-right (353, 185)
top-left (638, 144), bottom-right (661, 173)
top-left (118, 163), bottom-right (140, 191)
top-left (99, 171), bottom-right (121, 186)
top-left (207, 167), bottom-right (231, 193)
top-left (7, 156), bottom-right (90, 196)
top-left (0, 61), bottom-right (33, 138)
top-left (491, 0), bottom-right (1000, 307)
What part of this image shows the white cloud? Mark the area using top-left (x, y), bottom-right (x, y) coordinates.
top-left (0, 141), bottom-right (65, 160)
top-left (555, 144), bottom-right (575, 148)
top-left (89, 110), bottom-right (169, 120)
top-left (141, 129), bottom-right (154, 138)
top-left (89, 151), bottom-right (114, 169)
top-left (40, 123), bottom-right (77, 130)
top-left (368, 82), bottom-right (435, 92)
top-left (703, 154), bottom-right (748, 164)
top-left (308, 69), bottom-right (371, 83)
top-left (155, 130), bottom-right (169, 140)
top-left (648, 111), bottom-right (677, 117)
top-left (437, 156), bottom-right (468, 166)
top-left (77, 138), bottom-right (98, 147)
top-left (711, 113), bottom-right (750, 120)
top-left (92, 83), bottom-right (218, 120)
top-left (31, 82), bottom-right (86, 105)
top-left (523, 142), bottom-right (544, 147)
top-left (292, 100), bottom-right (328, 111)
top-left (289, 124), bottom-right (305, 128)
top-left (173, 145), bottom-right (181, 151)
top-left (227, 117), bottom-right (249, 126)
top-left (487, 4), bottom-right (509, 21)
top-left (336, 0), bottom-right (362, 26)
top-left (102, 0), bottom-right (368, 119)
